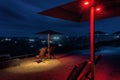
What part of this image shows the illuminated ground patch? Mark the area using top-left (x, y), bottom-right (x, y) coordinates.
top-left (3, 58), bottom-right (61, 73)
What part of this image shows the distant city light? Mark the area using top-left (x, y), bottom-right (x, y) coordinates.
top-left (41, 40), bottom-right (46, 44)
top-left (66, 36), bottom-right (69, 38)
top-left (4, 38), bottom-right (11, 41)
top-left (28, 39), bottom-right (35, 42)
top-left (50, 40), bottom-right (53, 43)
top-left (1, 40), bottom-right (4, 42)
top-left (14, 41), bottom-right (17, 44)
top-left (58, 44), bottom-right (62, 47)
top-left (30, 45), bottom-right (34, 48)
top-left (115, 35), bottom-right (120, 38)
top-left (53, 36), bottom-right (60, 40)
top-left (105, 33), bottom-right (109, 35)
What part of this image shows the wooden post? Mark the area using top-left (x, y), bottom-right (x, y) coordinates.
top-left (48, 33), bottom-right (50, 58)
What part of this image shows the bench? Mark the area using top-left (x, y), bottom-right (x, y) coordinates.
top-left (67, 54), bottom-right (103, 80)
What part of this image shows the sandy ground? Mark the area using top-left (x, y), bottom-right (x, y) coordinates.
top-left (0, 51), bottom-right (120, 80)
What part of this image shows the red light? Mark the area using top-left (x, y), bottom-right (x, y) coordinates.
top-left (84, 1), bottom-right (89, 5)
top-left (96, 7), bottom-right (101, 11)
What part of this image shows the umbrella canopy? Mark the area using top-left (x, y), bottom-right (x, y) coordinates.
top-left (38, 0), bottom-right (120, 22)
top-left (95, 31), bottom-right (106, 34)
top-left (36, 30), bottom-right (62, 35)
top-left (36, 30), bottom-right (62, 58)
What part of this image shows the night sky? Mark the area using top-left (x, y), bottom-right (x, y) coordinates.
top-left (0, 0), bottom-right (120, 37)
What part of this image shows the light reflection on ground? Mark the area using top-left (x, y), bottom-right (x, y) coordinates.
top-left (3, 58), bottom-right (61, 73)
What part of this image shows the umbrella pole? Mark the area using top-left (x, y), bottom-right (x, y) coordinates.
top-left (48, 33), bottom-right (50, 58)
top-left (90, 0), bottom-right (95, 80)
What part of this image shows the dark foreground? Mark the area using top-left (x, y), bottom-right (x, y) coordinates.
top-left (0, 47), bottom-right (120, 80)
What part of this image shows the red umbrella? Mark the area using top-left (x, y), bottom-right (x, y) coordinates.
top-left (38, 0), bottom-right (120, 22)
top-left (38, 0), bottom-right (120, 79)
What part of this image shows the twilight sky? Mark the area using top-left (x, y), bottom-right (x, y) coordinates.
top-left (0, 0), bottom-right (120, 37)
